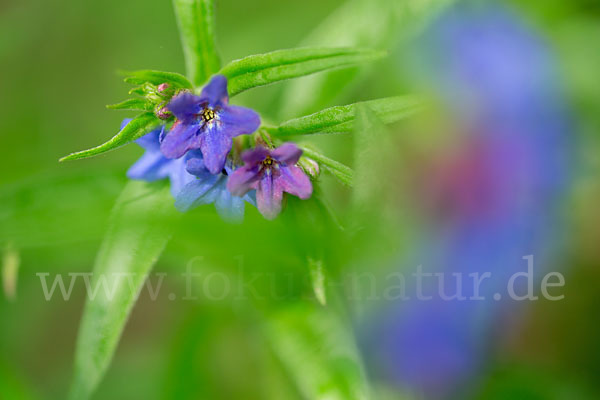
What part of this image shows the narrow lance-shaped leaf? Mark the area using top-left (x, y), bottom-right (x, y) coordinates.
top-left (280, 0), bottom-right (456, 117)
top-left (172, 0), bottom-right (221, 86)
top-left (120, 69), bottom-right (193, 89)
top-left (59, 113), bottom-right (160, 162)
top-left (300, 146), bottom-right (354, 187)
top-left (268, 96), bottom-right (422, 136)
top-left (106, 98), bottom-right (151, 111)
top-left (265, 303), bottom-right (371, 400)
top-left (69, 180), bottom-right (178, 400)
top-left (220, 47), bottom-right (386, 97)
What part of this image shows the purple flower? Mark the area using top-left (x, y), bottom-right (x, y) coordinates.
top-left (227, 143), bottom-right (312, 219)
top-left (161, 75), bottom-right (261, 174)
top-left (175, 156), bottom-right (256, 223)
top-left (124, 119), bottom-right (195, 196)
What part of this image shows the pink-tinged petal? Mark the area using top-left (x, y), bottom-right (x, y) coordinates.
top-left (241, 146), bottom-right (270, 165)
top-left (271, 142), bottom-right (302, 165)
top-left (167, 92), bottom-right (203, 122)
top-left (200, 75), bottom-right (229, 107)
top-left (256, 172), bottom-right (283, 220)
top-left (219, 105), bottom-right (261, 137)
top-left (227, 165), bottom-right (261, 196)
top-left (200, 124), bottom-right (233, 174)
top-left (278, 165), bottom-right (312, 199)
top-left (160, 121), bottom-right (201, 159)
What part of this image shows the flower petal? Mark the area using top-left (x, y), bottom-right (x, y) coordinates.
top-left (241, 146), bottom-right (269, 165)
top-left (256, 172), bottom-right (283, 220)
top-left (219, 105), bottom-right (261, 137)
top-left (174, 176), bottom-right (220, 212)
top-left (200, 75), bottom-right (229, 107)
top-left (278, 165), bottom-right (312, 199)
top-left (214, 182), bottom-right (245, 223)
top-left (160, 121), bottom-right (201, 159)
top-left (271, 142), bottom-right (302, 165)
top-left (244, 190), bottom-right (257, 207)
top-left (134, 126), bottom-right (163, 151)
top-left (200, 124), bottom-right (233, 174)
top-left (226, 165), bottom-right (261, 196)
top-left (185, 156), bottom-right (212, 179)
top-left (127, 151), bottom-right (170, 181)
top-left (167, 158), bottom-right (196, 197)
top-left (167, 92), bottom-right (203, 122)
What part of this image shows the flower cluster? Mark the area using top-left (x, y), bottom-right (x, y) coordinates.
top-left (127, 75), bottom-right (313, 221)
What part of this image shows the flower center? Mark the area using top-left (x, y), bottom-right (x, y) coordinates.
top-left (262, 156), bottom-right (275, 167)
top-left (201, 108), bottom-right (216, 123)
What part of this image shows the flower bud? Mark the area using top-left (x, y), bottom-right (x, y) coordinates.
top-left (298, 156), bottom-right (320, 178)
top-left (155, 105), bottom-right (172, 120)
top-left (157, 83), bottom-right (170, 92)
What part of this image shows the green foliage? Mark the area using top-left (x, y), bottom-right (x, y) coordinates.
top-left (353, 104), bottom-right (390, 208)
top-left (59, 113), bottom-right (161, 162)
top-left (69, 181), bottom-right (178, 400)
top-left (280, 0), bottom-right (456, 117)
top-left (268, 96), bottom-right (422, 136)
top-left (265, 304), bottom-right (370, 400)
top-left (220, 47), bottom-right (386, 97)
top-left (308, 258), bottom-right (327, 305)
top-left (300, 146), bottom-right (354, 187)
top-left (106, 98), bottom-right (151, 111)
top-left (120, 69), bottom-right (193, 89)
top-left (172, 0), bottom-right (221, 86)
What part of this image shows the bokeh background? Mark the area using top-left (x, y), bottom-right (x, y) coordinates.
top-left (1, 0), bottom-right (599, 399)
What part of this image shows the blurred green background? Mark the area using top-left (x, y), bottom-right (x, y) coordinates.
top-left (1, 0), bottom-right (600, 399)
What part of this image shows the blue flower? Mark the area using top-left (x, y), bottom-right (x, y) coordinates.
top-left (124, 119), bottom-right (195, 196)
top-left (174, 155), bottom-right (256, 223)
top-left (161, 75), bottom-right (261, 174)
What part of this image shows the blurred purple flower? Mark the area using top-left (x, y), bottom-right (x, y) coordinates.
top-left (364, 4), bottom-right (571, 398)
top-left (227, 143), bottom-right (312, 220)
top-left (125, 119), bottom-right (195, 196)
top-left (175, 155), bottom-right (256, 223)
top-left (161, 75), bottom-right (261, 174)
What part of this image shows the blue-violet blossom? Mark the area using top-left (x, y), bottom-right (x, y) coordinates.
top-left (161, 75), bottom-right (261, 174)
top-left (227, 143), bottom-right (312, 220)
top-left (125, 119), bottom-right (194, 196)
top-left (175, 156), bottom-right (256, 223)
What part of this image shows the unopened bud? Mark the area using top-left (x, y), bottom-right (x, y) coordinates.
top-left (155, 105), bottom-right (172, 120)
top-left (298, 156), bottom-right (320, 178)
top-left (157, 83), bottom-right (170, 92)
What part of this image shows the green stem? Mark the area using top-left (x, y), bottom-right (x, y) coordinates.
top-left (172, 0), bottom-right (221, 87)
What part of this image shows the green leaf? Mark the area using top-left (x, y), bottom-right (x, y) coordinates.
top-left (300, 146), bottom-right (354, 187)
top-left (279, 0), bottom-right (456, 117)
top-left (265, 304), bottom-right (370, 400)
top-left (308, 258), bottom-right (327, 306)
top-left (353, 104), bottom-right (390, 208)
top-left (69, 180), bottom-right (177, 400)
top-left (220, 47), bottom-right (386, 97)
top-left (268, 96), bottom-right (422, 136)
top-left (59, 113), bottom-right (160, 162)
top-left (172, 0), bottom-right (221, 87)
top-left (121, 69), bottom-right (193, 89)
top-left (106, 98), bottom-right (151, 111)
